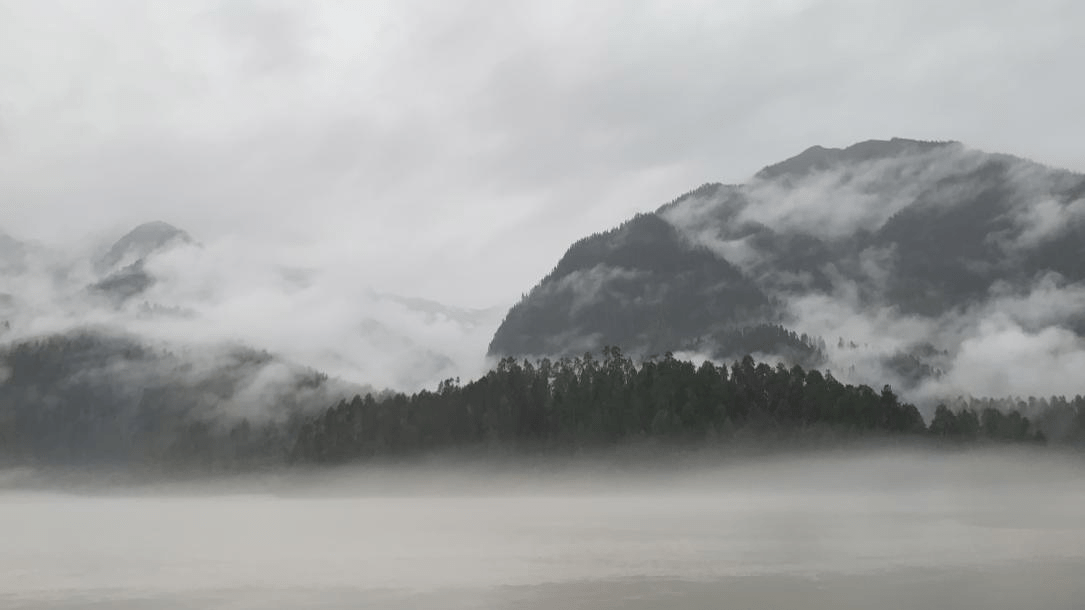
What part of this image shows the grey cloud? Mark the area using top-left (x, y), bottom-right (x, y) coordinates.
top-left (551, 265), bottom-right (646, 315)
top-left (917, 318), bottom-right (1085, 403)
top-left (649, 135), bottom-right (1085, 411)
top-left (1006, 196), bottom-right (1085, 251)
top-left (3, 0), bottom-right (1085, 398)
top-left (779, 270), bottom-right (1085, 409)
top-left (744, 148), bottom-right (968, 237)
top-left (0, 230), bottom-right (506, 394)
top-left (5, 1), bottom-right (1084, 307)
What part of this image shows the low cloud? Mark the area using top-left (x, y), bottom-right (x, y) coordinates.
top-left (550, 265), bottom-right (646, 315)
top-left (0, 229), bottom-right (507, 396)
top-left (656, 143), bottom-right (1085, 412)
top-left (780, 272), bottom-right (1085, 411)
top-left (921, 316), bottom-right (1085, 402)
top-left (738, 145), bottom-right (988, 240)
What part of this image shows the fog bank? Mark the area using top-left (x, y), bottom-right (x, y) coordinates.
top-left (2, 448), bottom-right (1084, 609)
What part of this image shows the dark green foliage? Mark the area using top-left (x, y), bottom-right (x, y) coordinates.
top-left (1, 335), bottom-right (1073, 470)
top-left (929, 401), bottom-right (1046, 443)
top-left (945, 395), bottom-right (1085, 444)
top-left (292, 348), bottom-right (931, 464)
top-left (0, 331), bottom-right (339, 469)
top-left (684, 324), bottom-right (827, 369)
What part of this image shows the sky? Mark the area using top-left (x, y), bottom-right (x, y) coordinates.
top-left (1, 0), bottom-right (1084, 309)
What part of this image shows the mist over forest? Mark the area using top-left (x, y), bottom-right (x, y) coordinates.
top-left (2, 139), bottom-right (1085, 472)
top-left (5, 3), bottom-right (1085, 609)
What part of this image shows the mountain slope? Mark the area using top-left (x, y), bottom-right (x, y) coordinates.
top-left (490, 213), bottom-right (772, 357)
top-left (96, 221), bottom-right (194, 273)
top-left (2, 221), bottom-right (506, 399)
top-left (90, 221), bottom-right (198, 304)
top-left (488, 138), bottom-right (1085, 400)
top-left (0, 329), bottom-right (358, 467)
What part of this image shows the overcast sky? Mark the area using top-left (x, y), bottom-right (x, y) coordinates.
top-left (2, 0), bottom-right (1083, 308)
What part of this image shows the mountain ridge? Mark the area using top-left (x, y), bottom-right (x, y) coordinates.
top-left (488, 138), bottom-right (1085, 404)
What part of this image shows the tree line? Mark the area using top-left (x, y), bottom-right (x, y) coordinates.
top-left (3, 337), bottom-right (1079, 471)
top-left (290, 348), bottom-right (1052, 464)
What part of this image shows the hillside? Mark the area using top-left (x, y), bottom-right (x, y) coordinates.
top-left (0, 330), bottom-right (356, 467)
top-left (489, 139), bottom-right (1085, 401)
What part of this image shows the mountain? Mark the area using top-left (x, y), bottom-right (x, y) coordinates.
top-left (491, 213), bottom-right (773, 357)
top-left (0, 329), bottom-right (362, 467)
top-left (90, 221), bottom-right (198, 304)
top-left (0, 221), bottom-right (511, 467)
top-left (488, 138), bottom-right (1085, 400)
top-left (0, 218), bottom-right (506, 409)
top-left (95, 221), bottom-right (195, 273)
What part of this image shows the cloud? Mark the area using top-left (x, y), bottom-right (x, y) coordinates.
top-left (2, 0), bottom-right (1085, 407)
top-left (977, 274), bottom-right (1085, 332)
top-left (660, 144), bottom-right (1001, 245)
top-left (776, 268), bottom-right (1085, 410)
top-left (548, 265), bottom-right (646, 315)
top-left (645, 134), bottom-right (1085, 411)
top-left (1005, 196), bottom-right (1085, 250)
top-left (2, 0), bottom-right (1085, 310)
top-left (0, 231), bottom-right (506, 394)
top-left (921, 317), bottom-right (1085, 401)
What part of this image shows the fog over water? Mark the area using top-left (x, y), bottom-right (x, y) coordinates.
top-left (3, 448), bottom-right (1084, 609)
top-left (3, 2), bottom-right (1085, 608)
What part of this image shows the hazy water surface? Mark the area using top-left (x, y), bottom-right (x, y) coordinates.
top-left (2, 449), bottom-right (1084, 609)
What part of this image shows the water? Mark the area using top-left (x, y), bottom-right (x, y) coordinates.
top-left (2, 448), bottom-right (1084, 609)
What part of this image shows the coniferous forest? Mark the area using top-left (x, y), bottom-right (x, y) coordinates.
top-left (290, 348), bottom-right (1064, 466)
top-left (3, 335), bottom-right (1083, 472)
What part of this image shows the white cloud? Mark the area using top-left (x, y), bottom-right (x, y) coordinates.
top-left (2, 0), bottom-right (1084, 309)
top-left (922, 317), bottom-right (1085, 401)
top-left (2, 0), bottom-right (1085, 402)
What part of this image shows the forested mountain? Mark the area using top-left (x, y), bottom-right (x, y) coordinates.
top-left (0, 221), bottom-right (505, 394)
top-left (491, 213), bottom-right (773, 357)
top-left (5, 342), bottom-right (1076, 471)
top-left (0, 330), bottom-right (357, 467)
top-left (4, 139), bottom-right (1085, 471)
top-left (489, 139), bottom-right (1085, 402)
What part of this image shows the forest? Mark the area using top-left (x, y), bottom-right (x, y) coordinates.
top-left (290, 347), bottom-right (1066, 465)
top-left (3, 335), bottom-right (1083, 471)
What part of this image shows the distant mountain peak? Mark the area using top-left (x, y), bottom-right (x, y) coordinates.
top-left (755, 137), bottom-right (962, 181)
top-left (97, 221), bottom-right (195, 273)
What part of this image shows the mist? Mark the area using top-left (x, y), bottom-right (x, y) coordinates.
top-left (657, 142), bottom-right (1085, 410)
top-left (3, 0), bottom-right (1085, 307)
top-left (4, 1), bottom-right (1085, 405)
top-left (3, 2), bottom-right (1085, 607)
top-left (0, 226), bottom-right (505, 394)
top-left (3, 447), bottom-right (1085, 609)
